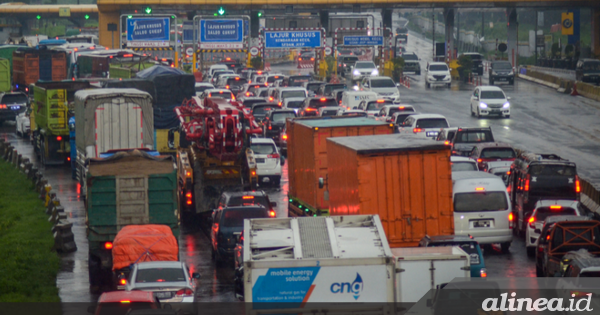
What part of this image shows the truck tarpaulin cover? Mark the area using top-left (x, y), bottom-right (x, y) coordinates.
top-left (134, 65), bottom-right (195, 109)
top-left (112, 224), bottom-right (178, 270)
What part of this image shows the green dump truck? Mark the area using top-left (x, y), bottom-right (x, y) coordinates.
top-left (86, 150), bottom-right (179, 293)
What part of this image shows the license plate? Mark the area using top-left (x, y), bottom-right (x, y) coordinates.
top-left (426, 131), bottom-right (439, 137)
top-left (498, 78), bottom-right (507, 81)
top-left (256, 158), bottom-right (265, 163)
top-left (473, 220), bottom-right (491, 228)
top-left (436, 78), bottom-right (443, 81)
top-left (155, 292), bottom-right (172, 299)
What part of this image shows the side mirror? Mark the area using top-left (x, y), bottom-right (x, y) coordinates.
top-left (270, 201), bottom-right (277, 208)
top-left (192, 272), bottom-right (201, 279)
top-left (318, 177), bottom-right (324, 189)
top-left (396, 83), bottom-right (400, 87)
top-left (534, 228), bottom-right (541, 234)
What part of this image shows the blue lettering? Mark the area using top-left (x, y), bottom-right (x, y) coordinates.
top-left (330, 283), bottom-right (341, 293)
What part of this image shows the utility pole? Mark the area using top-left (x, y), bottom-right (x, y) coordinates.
top-left (456, 10), bottom-right (460, 55)
top-left (432, 8), bottom-right (436, 60)
top-left (535, 10), bottom-right (538, 65)
top-left (482, 12), bottom-right (484, 38)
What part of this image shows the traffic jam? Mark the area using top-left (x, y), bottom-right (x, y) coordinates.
top-left (0, 33), bottom-right (599, 315)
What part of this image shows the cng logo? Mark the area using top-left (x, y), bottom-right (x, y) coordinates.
top-left (330, 273), bottom-right (364, 300)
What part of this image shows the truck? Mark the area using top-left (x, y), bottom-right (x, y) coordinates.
top-left (173, 96), bottom-right (262, 223)
top-left (86, 150), bottom-right (179, 293)
top-left (236, 215), bottom-right (395, 314)
top-left (75, 50), bottom-right (154, 79)
top-left (31, 81), bottom-right (91, 165)
top-left (326, 135), bottom-right (454, 247)
top-left (73, 88), bottom-right (154, 195)
top-left (286, 117), bottom-right (394, 217)
top-left (12, 48), bottom-right (67, 91)
top-left (0, 58), bottom-right (10, 92)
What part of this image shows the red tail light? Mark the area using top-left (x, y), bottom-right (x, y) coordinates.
top-left (67, 157), bottom-right (71, 161)
top-left (268, 125), bottom-right (272, 130)
top-left (119, 278), bottom-right (126, 285)
top-left (176, 288), bottom-right (194, 296)
top-left (575, 175), bottom-right (581, 193)
top-left (528, 216), bottom-right (535, 228)
top-left (282, 134), bottom-right (288, 140)
top-left (104, 242), bottom-right (113, 250)
top-left (123, 54), bottom-right (133, 57)
top-left (524, 174), bottom-right (530, 191)
top-left (413, 128), bottom-right (422, 133)
top-left (444, 140), bottom-right (450, 145)
top-left (56, 136), bottom-right (63, 141)
top-left (298, 57), bottom-right (302, 61)
top-left (550, 205), bottom-right (562, 210)
top-left (242, 196), bottom-right (254, 200)
top-left (477, 159), bottom-right (482, 163)
top-left (226, 85), bottom-right (230, 89)
top-left (269, 97), bottom-right (274, 101)
top-left (186, 191), bottom-right (193, 205)
top-left (268, 153), bottom-right (280, 159)
top-left (320, 98), bottom-right (326, 101)
top-left (508, 213), bottom-right (514, 229)
top-left (269, 210), bottom-right (276, 217)
top-left (376, 99), bottom-right (385, 103)
top-left (310, 58), bottom-right (315, 61)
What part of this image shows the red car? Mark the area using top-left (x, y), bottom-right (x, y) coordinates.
top-left (469, 142), bottom-right (517, 171)
top-left (92, 291), bottom-right (160, 315)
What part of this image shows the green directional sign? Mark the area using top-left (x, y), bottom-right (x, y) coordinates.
top-left (217, 7), bottom-right (225, 16)
top-left (145, 7), bottom-right (152, 14)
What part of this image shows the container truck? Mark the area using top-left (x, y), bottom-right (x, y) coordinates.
top-left (73, 88), bottom-right (154, 195)
top-left (326, 135), bottom-right (454, 247)
top-left (286, 117), bottom-right (394, 217)
top-left (12, 49), bottom-right (67, 91)
top-left (86, 150), bottom-right (179, 293)
top-left (236, 215), bottom-right (395, 315)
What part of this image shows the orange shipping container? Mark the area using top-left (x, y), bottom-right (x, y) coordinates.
top-left (287, 117), bottom-right (394, 217)
top-left (112, 224), bottom-right (179, 270)
top-left (327, 135), bottom-right (454, 247)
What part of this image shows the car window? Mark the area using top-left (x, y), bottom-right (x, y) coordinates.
top-left (208, 91), bottom-right (232, 99)
top-left (228, 196), bottom-right (269, 208)
top-left (455, 131), bottom-right (493, 143)
top-left (429, 64), bottom-right (449, 71)
top-left (282, 90), bottom-right (306, 99)
top-left (195, 85), bottom-right (212, 93)
top-left (324, 84), bottom-right (346, 94)
top-left (480, 148), bottom-right (516, 159)
top-left (289, 77), bottom-right (310, 86)
top-left (309, 98), bottom-right (337, 108)
top-left (493, 62), bottom-right (512, 70)
top-left (135, 268), bottom-right (185, 283)
top-left (251, 143), bottom-right (277, 154)
top-left (529, 165), bottom-right (576, 176)
top-left (454, 192), bottom-right (508, 212)
top-left (452, 162), bottom-right (478, 172)
top-left (582, 62), bottom-right (600, 70)
top-left (306, 84), bottom-right (321, 93)
top-left (579, 271), bottom-right (600, 277)
top-left (355, 62), bottom-right (376, 69)
top-left (533, 207), bottom-right (577, 222)
top-left (388, 107), bottom-right (414, 116)
top-left (370, 79), bottom-right (396, 88)
top-left (395, 114), bottom-right (413, 125)
top-left (366, 101), bottom-right (391, 111)
top-left (480, 91), bottom-right (506, 99)
top-left (272, 112), bottom-right (296, 122)
top-left (243, 99), bottom-right (265, 108)
top-left (253, 106), bottom-right (276, 117)
top-left (416, 118), bottom-right (448, 128)
top-left (227, 78), bottom-right (247, 86)
top-left (403, 54), bottom-right (418, 61)
top-left (221, 208), bottom-right (269, 228)
top-left (286, 100), bottom-right (303, 109)
top-left (1, 94), bottom-right (28, 104)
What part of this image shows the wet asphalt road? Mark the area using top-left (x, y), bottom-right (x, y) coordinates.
top-left (1, 29), bottom-right (599, 303)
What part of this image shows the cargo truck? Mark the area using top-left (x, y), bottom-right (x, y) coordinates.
top-left (31, 81), bottom-right (92, 165)
top-left (86, 150), bottom-right (179, 293)
top-left (73, 88), bottom-right (154, 196)
top-left (236, 215), bottom-right (395, 315)
top-left (326, 135), bottom-right (454, 247)
top-left (286, 117), bottom-right (394, 217)
top-left (12, 49), bottom-right (67, 91)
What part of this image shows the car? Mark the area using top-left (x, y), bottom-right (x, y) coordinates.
top-left (392, 112), bottom-right (420, 132)
top-left (194, 83), bottom-right (215, 97)
top-left (402, 53), bottom-right (421, 75)
top-left (340, 90), bottom-right (378, 111)
top-left (251, 103), bottom-right (281, 122)
top-left (356, 99), bottom-right (395, 116)
top-left (560, 249), bottom-right (600, 278)
top-left (508, 153), bottom-right (580, 236)
top-left (299, 97), bottom-right (338, 117)
top-left (535, 216), bottom-right (599, 277)
top-left (575, 59), bottom-right (600, 84)
top-left (251, 138), bottom-right (283, 186)
top-left (450, 156), bottom-right (478, 172)
top-left (468, 142), bottom-right (517, 171)
top-left (264, 74), bottom-right (285, 87)
top-left (218, 57), bottom-right (242, 71)
top-left (250, 70), bottom-right (268, 83)
top-left (303, 81), bottom-right (325, 97)
top-left (211, 205), bottom-right (274, 263)
top-left (375, 104), bottom-right (415, 122)
top-left (206, 64), bottom-right (228, 78)
top-left (425, 62), bottom-right (452, 88)
top-left (92, 291), bottom-right (160, 315)
top-left (272, 87), bottom-right (308, 105)
top-left (0, 92), bottom-right (28, 125)
top-left (237, 84), bottom-right (260, 98)
top-left (124, 261), bottom-right (198, 314)
top-left (15, 109), bottom-right (30, 138)
top-left (332, 89), bottom-right (345, 105)
top-left (398, 114), bottom-right (450, 139)
top-left (470, 86), bottom-right (511, 118)
top-left (450, 127), bottom-right (495, 156)
top-left (359, 76), bottom-right (400, 101)
top-left (252, 74), bottom-right (268, 86)
top-left (236, 96), bottom-right (266, 111)
top-left (482, 161), bottom-right (512, 185)
top-left (255, 87), bottom-right (270, 99)
top-left (262, 109), bottom-right (296, 144)
top-left (237, 67), bottom-right (255, 79)
top-left (210, 69), bottom-right (235, 85)
top-left (525, 200), bottom-right (585, 256)
top-left (317, 83), bottom-right (347, 97)
top-left (215, 73), bottom-right (239, 88)
top-left (200, 89), bottom-right (235, 102)
top-left (318, 106), bottom-right (342, 117)
top-left (282, 97), bottom-right (305, 113)
top-left (461, 52), bottom-right (484, 76)
top-left (489, 61), bottom-right (515, 85)
top-left (351, 61), bottom-right (378, 81)
top-left (339, 109), bottom-right (368, 117)
top-left (286, 75), bottom-right (312, 87)
top-left (299, 51), bottom-right (315, 61)
top-left (222, 76), bottom-right (248, 95)
top-left (337, 55), bottom-right (359, 75)
top-left (216, 191), bottom-right (277, 213)
top-left (435, 127), bottom-right (458, 145)
top-left (419, 235), bottom-right (487, 278)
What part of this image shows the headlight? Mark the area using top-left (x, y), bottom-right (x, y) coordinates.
top-left (371, 69), bottom-right (379, 76)
top-left (502, 102), bottom-right (510, 108)
top-left (479, 102), bottom-right (488, 108)
top-left (353, 70), bottom-right (360, 76)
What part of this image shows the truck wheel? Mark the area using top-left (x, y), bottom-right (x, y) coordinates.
top-left (501, 242), bottom-right (511, 253)
top-left (88, 254), bottom-right (102, 294)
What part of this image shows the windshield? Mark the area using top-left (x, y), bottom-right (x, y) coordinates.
top-left (208, 91), bottom-right (232, 99)
top-left (259, 90), bottom-right (269, 97)
top-left (454, 192), bottom-right (508, 212)
top-left (466, 54), bottom-right (482, 60)
top-left (286, 100), bottom-right (303, 109)
top-left (282, 90), bottom-right (306, 99)
top-left (370, 79), bottom-right (396, 88)
top-left (321, 109), bottom-right (338, 116)
top-left (227, 78), bottom-right (247, 86)
top-left (343, 57), bottom-right (359, 63)
top-left (222, 208), bottom-right (269, 228)
top-left (455, 131), bottom-right (493, 143)
top-left (366, 101), bottom-right (391, 111)
top-left (243, 99), bottom-right (265, 107)
top-left (135, 268), bottom-right (185, 283)
top-left (388, 107), bottom-right (414, 116)
top-left (480, 148), bottom-right (516, 159)
top-left (395, 114), bottom-right (413, 124)
top-left (324, 84), bottom-right (346, 94)
top-left (355, 62), bottom-right (376, 69)
top-left (251, 143), bottom-right (277, 154)
top-left (252, 106), bottom-right (277, 117)
top-left (307, 84), bottom-right (322, 93)
top-left (583, 62), bottom-right (600, 70)
top-left (416, 118), bottom-right (448, 128)
top-left (195, 85), bottom-right (212, 93)
top-left (534, 207), bottom-right (577, 222)
top-left (452, 162), bottom-right (478, 172)
top-left (480, 91), bottom-right (506, 99)
top-left (580, 272), bottom-right (600, 277)
top-left (309, 99), bottom-right (338, 108)
top-left (403, 54), bottom-right (418, 61)
top-left (429, 64), bottom-right (448, 71)
top-left (228, 196), bottom-right (269, 208)
top-left (529, 165), bottom-right (577, 176)
top-left (256, 76), bottom-right (267, 83)
top-left (272, 112), bottom-right (296, 122)
top-left (1, 94), bottom-right (28, 104)
top-left (267, 76), bottom-right (282, 83)
top-left (493, 62), bottom-right (512, 70)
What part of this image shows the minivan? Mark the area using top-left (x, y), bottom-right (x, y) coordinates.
top-left (452, 171), bottom-right (513, 252)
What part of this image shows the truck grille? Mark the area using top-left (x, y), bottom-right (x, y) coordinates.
top-left (298, 217), bottom-right (333, 258)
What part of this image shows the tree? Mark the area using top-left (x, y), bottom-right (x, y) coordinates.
top-left (250, 56), bottom-right (263, 70)
top-left (457, 54), bottom-right (473, 81)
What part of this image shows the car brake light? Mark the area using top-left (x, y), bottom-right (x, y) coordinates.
top-left (119, 278), bottom-right (126, 285)
top-left (176, 288), bottom-right (194, 296)
top-left (226, 85), bottom-right (230, 89)
top-left (529, 216), bottom-right (535, 224)
top-left (268, 153), bottom-right (280, 159)
top-left (477, 159), bottom-right (482, 162)
top-left (104, 242), bottom-right (113, 250)
top-left (123, 54), bottom-right (133, 57)
top-left (550, 205), bottom-right (562, 210)
top-left (480, 269), bottom-right (487, 278)
top-left (243, 196), bottom-right (254, 199)
top-left (298, 57), bottom-right (302, 61)
top-left (282, 134), bottom-right (288, 140)
top-left (67, 157), bottom-right (71, 161)
top-left (377, 99), bottom-right (385, 103)
top-left (269, 97), bottom-right (274, 101)
top-left (120, 300), bottom-right (130, 304)
top-left (399, 106), bottom-right (404, 109)
top-left (320, 98), bottom-right (326, 101)
top-left (413, 128), bottom-right (422, 133)
top-left (575, 175), bottom-right (581, 193)
top-left (508, 213), bottom-right (514, 229)
top-left (56, 136), bottom-right (63, 141)
top-left (524, 174), bottom-right (530, 191)
top-left (269, 210), bottom-right (276, 217)
top-left (268, 125), bottom-right (272, 130)
top-left (508, 213), bottom-right (514, 221)
top-left (311, 58), bottom-right (315, 61)
top-left (444, 141), bottom-right (450, 145)
top-left (0, 105), bottom-right (5, 109)
top-left (475, 187), bottom-right (485, 191)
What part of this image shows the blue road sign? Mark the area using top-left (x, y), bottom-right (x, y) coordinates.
top-left (265, 31), bottom-right (321, 48)
top-left (200, 20), bottom-right (244, 42)
top-left (343, 36), bottom-right (384, 46)
top-left (126, 18), bottom-right (170, 42)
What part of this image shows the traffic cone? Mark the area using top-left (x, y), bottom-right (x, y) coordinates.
top-left (571, 82), bottom-right (579, 96)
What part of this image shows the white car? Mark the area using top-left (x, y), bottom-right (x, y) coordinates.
top-left (425, 62), bottom-right (452, 88)
top-left (450, 156), bottom-right (478, 172)
top-left (273, 87), bottom-right (308, 106)
top-left (392, 112), bottom-right (420, 132)
top-left (250, 138), bottom-right (283, 186)
top-left (351, 61), bottom-right (378, 81)
top-left (470, 86), bottom-right (511, 118)
top-left (359, 76), bottom-right (400, 101)
top-left (318, 106), bottom-right (342, 117)
top-left (398, 114), bottom-right (450, 139)
top-left (194, 83), bottom-right (215, 97)
top-left (338, 109), bottom-right (368, 117)
top-left (375, 104), bottom-right (415, 122)
top-left (356, 99), bottom-right (394, 116)
top-left (340, 90), bottom-right (378, 111)
top-left (525, 200), bottom-right (584, 256)
top-left (200, 89), bottom-right (235, 101)
top-left (282, 97), bottom-right (305, 113)
top-left (15, 111), bottom-right (30, 138)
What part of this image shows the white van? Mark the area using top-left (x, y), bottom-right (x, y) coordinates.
top-left (452, 171), bottom-right (513, 252)
top-left (340, 90), bottom-right (378, 111)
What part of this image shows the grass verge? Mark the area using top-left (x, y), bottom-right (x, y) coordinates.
top-left (0, 159), bottom-right (60, 302)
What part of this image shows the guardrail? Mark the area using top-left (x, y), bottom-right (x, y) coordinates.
top-left (581, 178), bottom-right (600, 217)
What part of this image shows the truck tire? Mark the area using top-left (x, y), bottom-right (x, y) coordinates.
top-left (88, 253), bottom-right (102, 294)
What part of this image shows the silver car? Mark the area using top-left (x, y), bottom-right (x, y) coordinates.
top-left (125, 261), bottom-right (199, 313)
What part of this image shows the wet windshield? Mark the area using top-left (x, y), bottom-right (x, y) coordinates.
top-left (135, 268), bottom-right (185, 283)
top-left (222, 208), bottom-right (269, 228)
top-left (480, 148), bottom-right (516, 159)
top-left (480, 91), bottom-right (506, 99)
top-left (272, 112), bottom-right (296, 122)
top-left (454, 192), bottom-right (508, 212)
top-left (416, 118), bottom-right (449, 128)
top-left (282, 91), bottom-right (306, 99)
top-left (452, 162), bottom-right (478, 172)
top-left (370, 79), bottom-right (396, 88)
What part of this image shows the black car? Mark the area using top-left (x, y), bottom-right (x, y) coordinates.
top-left (450, 127), bottom-right (495, 156)
top-left (402, 53), bottom-right (421, 75)
top-left (262, 109), bottom-right (297, 145)
top-left (251, 103), bottom-right (281, 122)
top-left (216, 190), bottom-right (277, 211)
top-left (575, 59), bottom-right (600, 84)
top-left (337, 55), bottom-right (359, 75)
top-left (0, 92), bottom-right (28, 125)
top-left (299, 97), bottom-right (338, 117)
top-left (489, 61), bottom-right (514, 85)
top-left (218, 58), bottom-right (242, 71)
top-left (462, 52), bottom-right (484, 76)
top-left (210, 206), bottom-right (273, 263)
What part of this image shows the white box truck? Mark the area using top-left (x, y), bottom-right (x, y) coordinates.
top-left (74, 88), bottom-right (154, 195)
top-left (392, 247), bottom-right (471, 303)
top-left (239, 215), bottom-right (395, 315)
